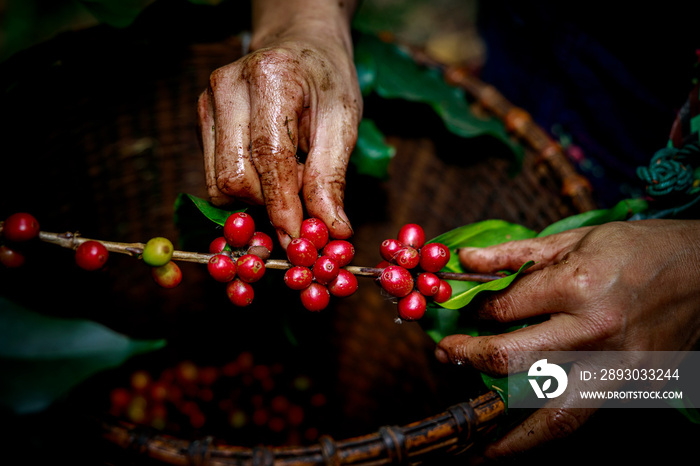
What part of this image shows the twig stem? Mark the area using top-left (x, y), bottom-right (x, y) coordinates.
top-left (36, 230), bottom-right (504, 282)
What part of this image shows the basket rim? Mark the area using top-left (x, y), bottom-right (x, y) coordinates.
top-left (99, 390), bottom-right (504, 465)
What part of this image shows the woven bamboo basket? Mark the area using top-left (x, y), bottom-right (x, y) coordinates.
top-left (0, 5), bottom-right (595, 465)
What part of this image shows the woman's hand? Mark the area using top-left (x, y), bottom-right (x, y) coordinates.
top-left (198, 0), bottom-right (361, 249)
top-left (435, 219), bottom-right (700, 457)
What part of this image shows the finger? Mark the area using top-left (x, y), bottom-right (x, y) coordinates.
top-left (198, 90), bottom-right (234, 206)
top-left (302, 102), bottom-right (358, 239)
top-left (484, 405), bottom-right (597, 459)
top-left (470, 259), bottom-right (585, 323)
top-left (209, 67), bottom-right (264, 205)
top-left (484, 360), bottom-right (606, 458)
top-left (458, 227), bottom-right (593, 273)
top-left (247, 58), bottom-right (305, 248)
top-left (435, 314), bottom-right (595, 375)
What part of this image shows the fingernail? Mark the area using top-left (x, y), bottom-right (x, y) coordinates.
top-left (458, 247), bottom-right (481, 260)
top-left (276, 228), bottom-right (293, 250)
top-left (434, 347), bottom-right (449, 364)
top-left (336, 207), bottom-right (353, 235)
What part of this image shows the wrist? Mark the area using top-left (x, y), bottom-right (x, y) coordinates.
top-left (250, 0), bottom-right (356, 53)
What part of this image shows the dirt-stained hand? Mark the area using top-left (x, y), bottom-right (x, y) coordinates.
top-left (434, 219), bottom-right (700, 457)
top-left (198, 2), bottom-right (361, 249)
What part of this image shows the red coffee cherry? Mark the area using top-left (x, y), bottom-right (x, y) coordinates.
top-left (284, 266), bottom-right (313, 290)
top-left (379, 238), bottom-right (403, 262)
top-left (236, 254), bottom-right (266, 283)
top-left (207, 254), bottom-right (237, 282)
top-left (227, 279), bottom-right (255, 307)
top-left (397, 223), bottom-right (425, 249)
top-left (247, 231), bottom-right (274, 254)
top-left (300, 218), bottom-right (329, 250)
top-left (379, 265), bottom-right (414, 298)
top-left (328, 269), bottom-right (358, 297)
top-left (75, 240), bottom-right (109, 271)
top-left (152, 261), bottom-right (183, 288)
top-left (300, 283), bottom-right (330, 311)
top-left (416, 272), bottom-right (440, 297)
top-left (224, 212), bottom-right (255, 248)
top-left (434, 279), bottom-right (453, 303)
top-left (394, 246), bottom-right (420, 269)
top-left (419, 242), bottom-right (450, 273)
top-left (3, 212), bottom-right (40, 242)
top-left (397, 291), bottom-right (427, 321)
top-left (287, 238), bottom-right (318, 267)
top-left (322, 240), bottom-right (354, 267)
top-left (209, 236), bottom-right (229, 253)
top-left (0, 245), bottom-right (25, 268)
top-left (312, 255), bottom-right (340, 285)
top-left (376, 260), bottom-right (391, 269)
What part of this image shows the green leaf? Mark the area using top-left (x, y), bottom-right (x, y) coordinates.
top-left (419, 221), bottom-right (537, 342)
top-left (537, 198), bottom-right (648, 237)
top-left (430, 219), bottom-right (536, 273)
top-left (439, 261), bottom-right (534, 310)
top-left (665, 394), bottom-right (700, 423)
top-left (0, 297), bottom-right (166, 414)
top-left (77, 0), bottom-right (155, 28)
top-left (174, 193), bottom-right (242, 227)
top-left (353, 32), bottom-right (523, 162)
top-left (481, 372), bottom-right (532, 410)
top-left (351, 118), bottom-right (396, 179)
top-left (353, 34), bottom-right (378, 96)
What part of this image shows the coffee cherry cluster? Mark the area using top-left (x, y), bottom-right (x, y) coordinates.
top-left (284, 218), bottom-right (358, 312)
top-left (0, 212), bottom-right (41, 268)
top-left (377, 223), bottom-right (452, 321)
top-left (2, 213), bottom-right (451, 321)
top-left (207, 212), bottom-right (274, 307)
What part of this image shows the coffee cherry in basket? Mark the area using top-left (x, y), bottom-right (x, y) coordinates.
top-left (2, 212), bottom-right (40, 242)
top-left (75, 240), bottom-right (109, 271)
top-left (0, 245), bottom-right (25, 268)
top-left (142, 237), bottom-right (174, 267)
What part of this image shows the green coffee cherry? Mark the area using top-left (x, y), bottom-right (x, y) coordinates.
top-left (142, 237), bottom-right (174, 267)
